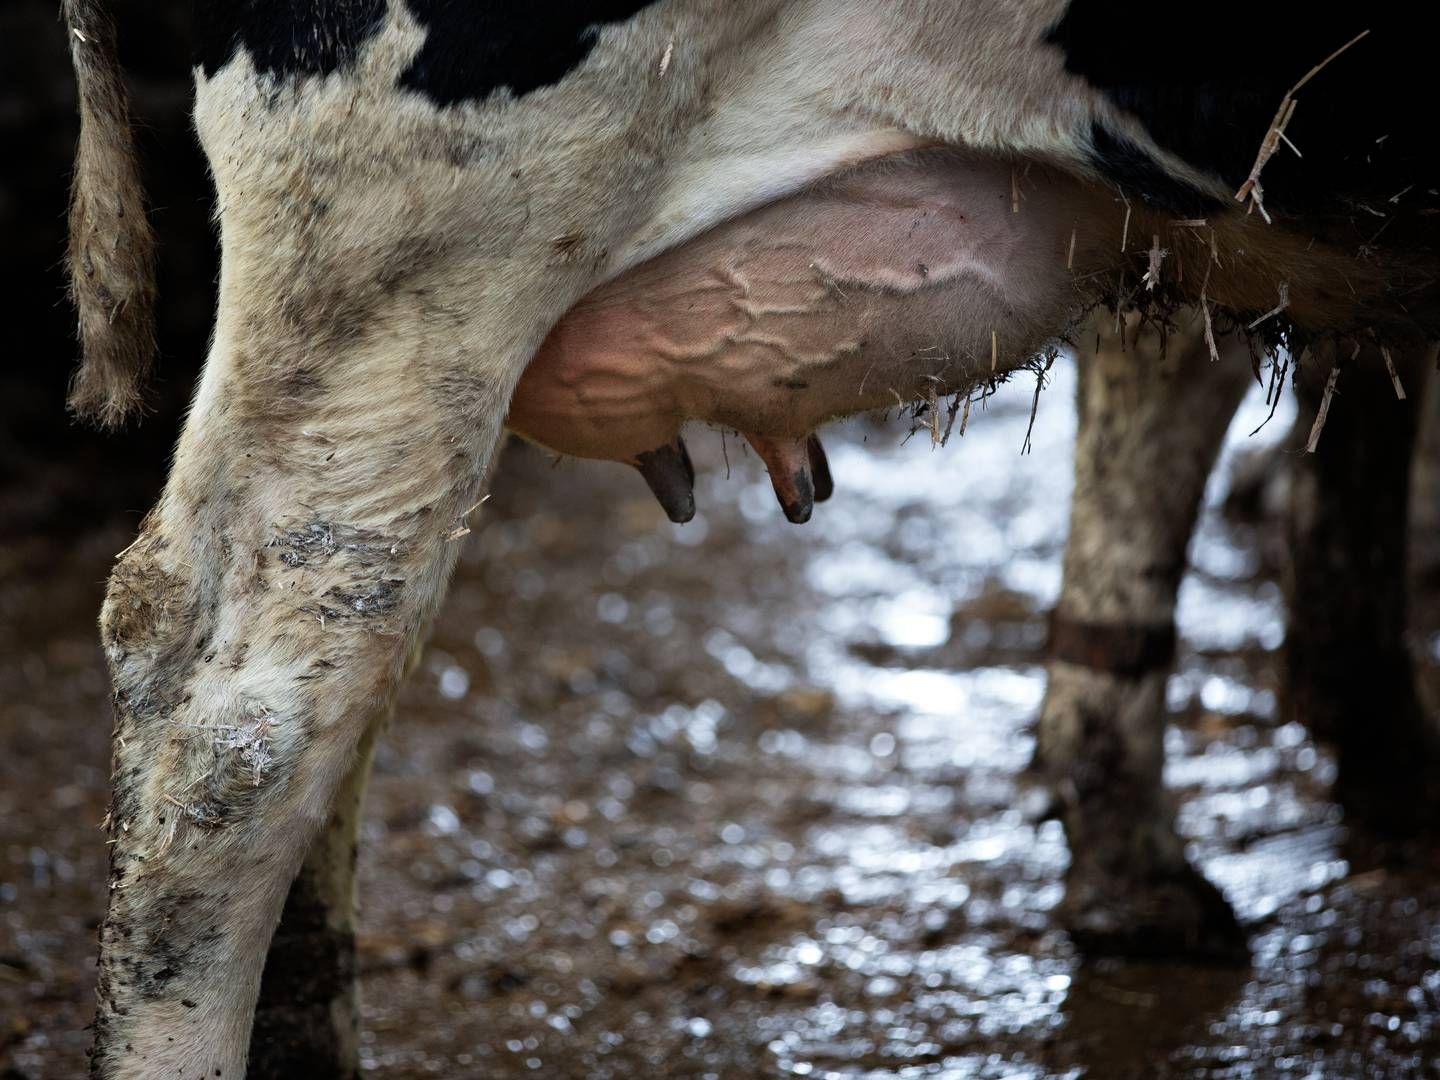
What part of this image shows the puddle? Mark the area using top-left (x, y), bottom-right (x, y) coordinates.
top-left (3, 359), bottom-right (1439, 1079)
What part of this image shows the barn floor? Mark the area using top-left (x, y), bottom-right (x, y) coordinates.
top-left (3, 366), bottom-right (1439, 1079)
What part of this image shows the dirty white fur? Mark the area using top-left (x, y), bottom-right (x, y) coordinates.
top-left (87, 2), bottom-right (1259, 1076)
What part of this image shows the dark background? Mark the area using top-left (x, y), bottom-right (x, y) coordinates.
top-left (1, 0), bottom-right (207, 537)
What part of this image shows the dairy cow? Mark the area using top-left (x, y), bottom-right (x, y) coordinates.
top-left (62, 0), bottom-right (1437, 1075)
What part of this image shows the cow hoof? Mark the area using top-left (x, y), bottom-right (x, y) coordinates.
top-left (1060, 862), bottom-right (1249, 963)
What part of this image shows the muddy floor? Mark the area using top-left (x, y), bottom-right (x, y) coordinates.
top-left (3, 368), bottom-right (1440, 1079)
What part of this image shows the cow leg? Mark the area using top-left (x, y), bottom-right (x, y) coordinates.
top-left (247, 716), bottom-right (381, 1078)
top-left (1036, 309), bottom-right (1251, 959)
top-left (1410, 355), bottom-right (1440, 721)
top-left (89, 325), bottom-right (509, 1078)
top-left (1286, 343), bottom-right (1438, 830)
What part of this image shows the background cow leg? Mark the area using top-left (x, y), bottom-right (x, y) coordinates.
top-left (248, 716), bottom-right (382, 1078)
top-left (1286, 343), bottom-right (1438, 830)
top-left (1410, 354), bottom-right (1440, 722)
top-left (1036, 310), bottom-right (1251, 959)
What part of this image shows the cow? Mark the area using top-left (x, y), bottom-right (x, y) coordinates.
top-left (60, 1), bottom-right (1437, 1076)
top-left (516, 273), bottom-right (1438, 965)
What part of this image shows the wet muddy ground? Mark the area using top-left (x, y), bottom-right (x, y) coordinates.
top-left (4, 367), bottom-right (1440, 1078)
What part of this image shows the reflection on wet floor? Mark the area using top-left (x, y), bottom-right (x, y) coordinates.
top-left (3, 359), bottom-right (1439, 1078)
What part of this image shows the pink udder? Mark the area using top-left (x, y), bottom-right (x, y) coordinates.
top-left (507, 152), bottom-right (1075, 466)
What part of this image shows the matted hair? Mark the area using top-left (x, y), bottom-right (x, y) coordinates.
top-left (61, 0), bottom-right (157, 427)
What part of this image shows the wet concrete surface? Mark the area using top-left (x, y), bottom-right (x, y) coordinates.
top-left (3, 365), bottom-right (1440, 1078)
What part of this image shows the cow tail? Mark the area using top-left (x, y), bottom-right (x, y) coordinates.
top-left (61, 0), bottom-right (157, 428)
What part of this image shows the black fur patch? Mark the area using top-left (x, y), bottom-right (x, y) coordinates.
top-left (195, 0), bottom-right (387, 79)
top-left (398, 0), bottom-right (656, 106)
top-left (1087, 124), bottom-right (1219, 216)
top-left (1047, 1), bottom-right (1432, 214)
top-left (195, 1), bottom-right (657, 105)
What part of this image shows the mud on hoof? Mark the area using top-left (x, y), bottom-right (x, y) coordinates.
top-left (1060, 861), bottom-right (1248, 963)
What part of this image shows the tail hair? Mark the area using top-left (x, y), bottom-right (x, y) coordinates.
top-left (62, 0), bottom-right (157, 428)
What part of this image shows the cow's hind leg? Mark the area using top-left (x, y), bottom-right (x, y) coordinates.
top-left (247, 717), bottom-right (381, 1078)
top-left (1036, 309), bottom-right (1251, 959)
top-left (1411, 356), bottom-right (1440, 722)
top-left (1286, 342), bottom-right (1439, 830)
top-left (90, 328), bottom-right (506, 1078)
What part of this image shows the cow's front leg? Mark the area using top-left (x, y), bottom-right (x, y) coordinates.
top-left (1036, 309), bottom-right (1251, 959)
top-left (89, 324), bottom-right (511, 1078)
